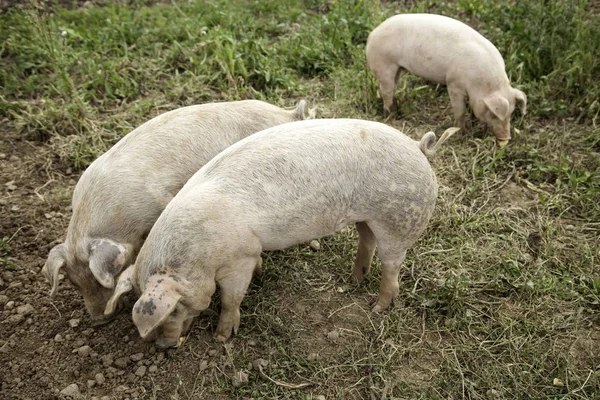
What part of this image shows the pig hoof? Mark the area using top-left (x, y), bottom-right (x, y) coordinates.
top-left (215, 333), bottom-right (230, 343)
top-left (497, 140), bottom-right (509, 148)
top-left (371, 304), bottom-right (385, 313)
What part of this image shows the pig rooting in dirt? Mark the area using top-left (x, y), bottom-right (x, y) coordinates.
top-left (366, 13), bottom-right (527, 143)
top-left (106, 119), bottom-right (458, 347)
top-left (42, 99), bottom-right (311, 325)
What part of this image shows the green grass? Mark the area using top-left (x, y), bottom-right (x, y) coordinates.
top-left (1, 0), bottom-right (600, 399)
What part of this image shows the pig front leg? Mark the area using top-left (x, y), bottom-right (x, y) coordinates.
top-left (214, 257), bottom-right (259, 342)
top-left (448, 85), bottom-right (467, 130)
top-left (376, 66), bottom-right (402, 116)
top-left (352, 222), bottom-right (377, 283)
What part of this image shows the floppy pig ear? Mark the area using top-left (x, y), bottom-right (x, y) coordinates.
top-left (104, 265), bottom-right (135, 316)
top-left (132, 285), bottom-right (182, 339)
top-left (88, 239), bottom-right (133, 289)
top-left (513, 89), bottom-right (527, 115)
top-left (42, 244), bottom-right (67, 297)
top-left (483, 95), bottom-right (510, 121)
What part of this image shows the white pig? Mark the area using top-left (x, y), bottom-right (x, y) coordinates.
top-left (42, 100), bottom-right (310, 325)
top-left (105, 119), bottom-right (458, 347)
top-left (366, 13), bottom-right (527, 141)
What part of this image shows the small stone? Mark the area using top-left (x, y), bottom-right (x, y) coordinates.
top-left (252, 358), bottom-right (269, 371)
top-left (114, 357), bottom-right (130, 369)
top-left (5, 181), bottom-right (17, 191)
top-left (486, 389), bottom-right (501, 398)
top-left (208, 349), bottom-right (218, 357)
top-left (327, 330), bottom-right (340, 341)
top-left (54, 334), bottom-right (64, 342)
top-left (307, 352), bottom-right (319, 361)
top-left (87, 380), bottom-right (95, 388)
top-left (4, 314), bottom-right (24, 324)
top-left (247, 340), bottom-right (256, 346)
top-left (66, 168), bottom-right (72, 175)
top-left (9, 155), bottom-right (20, 162)
top-left (73, 345), bottom-right (92, 357)
top-left (309, 240), bottom-right (321, 250)
top-left (231, 370), bottom-right (249, 387)
top-left (95, 373), bottom-right (105, 385)
top-left (148, 365), bottom-right (158, 373)
top-left (0, 153), bottom-right (5, 159)
top-left (5, 301), bottom-right (14, 310)
top-left (315, 396), bottom-right (326, 400)
top-left (11, 205), bottom-right (19, 211)
top-left (130, 352), bottom-right (144, 361)
top-left (199, 360), bottom-right (208, 371)
top-left (101, 397), bottom-right (110, 400)
top-left (156, 352), bottom-right (164, 363)
top-left (68, 318), bottom-right (80, 328)
top-left (135, 365), bottom-right (146, 377)
top-left (45, 213), bottom-right (54, 219)
top-left (60, 383), bottom-right (80, 398)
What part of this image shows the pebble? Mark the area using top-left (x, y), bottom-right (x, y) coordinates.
top-left (327, 330), bottom-right (340, 341)
top-left (309, 240), bottom-right (321, 250)
top-left (5, 301), bottom-right (15, 310)
top-left (130, 352), bottom-right (144, 361)
top-left (5, 181), bottom-right (17, 191)
top-left (4, 314), bottom-right (24, 324)
top-left (199, 360), bottom-right (208, 371)
top-left (87, 380), bottom-right (95, 388)
top-left (0, 153), bottom-right (5, 159)
top-left (16, 304), bottom-right (34, 316)
top-left (60, 383), bottom-right (80, 398)
top-left (114, 357), bottom-right (130, 369)
top-left (156, 352), bottom-right (164, 363)
top-left (231, 370), bottom-right (249, 387)
top-left (252, 358), bottom-right (269, 371)
top-left (95, 373), bottom-right (105, 385)
top-left (0, 295), bottom-right (8, 305)
top-left (68, 318), bottom-right (80, 328)
top-left (316, 396), bottom-right (326, 400)
top-left (9, 155), bottom-right (20, 162)
top-left (148, 365), bottom-right (158, 373)
top-left (307, 352), bottom-right (319, 361)
top-left (208, 349), bottom-right (218, 357)
top-left (100, 354), bottom-right (113, 367)
top-left (135, 365), bottom-right (146, 377)
top-left (54, 334), bottom-right (64, 342)
top-left (73, 345), bottom-right (93, 357)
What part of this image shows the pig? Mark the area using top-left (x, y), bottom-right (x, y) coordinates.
top-left (104, 119), bottom-right (459, 347)
top-left (366, 13), bottom-right (527, 143)
top-left (42, 99), bottom-right (310, 325)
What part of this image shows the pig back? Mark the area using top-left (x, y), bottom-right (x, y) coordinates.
top-left (181, 119), bottom-right (438, 250)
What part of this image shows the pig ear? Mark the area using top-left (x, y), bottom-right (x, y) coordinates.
top-left (88, 239), bottom-right (133, 290)
top-left (513, 88), bottom-right (527, 115)
top-left (132, 285), bottom-right (182, 339)
top-left (483, 95), bottom-right (510, 121)
top-left (104, 265), bottom-right (135, 316)
top-left (42, 244), bottom-right (67, 297)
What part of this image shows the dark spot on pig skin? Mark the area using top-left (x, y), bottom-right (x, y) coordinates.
top-left (157, 279), bottom-right (164, 284)
top-left (135, 299), bottom-right (157, 316)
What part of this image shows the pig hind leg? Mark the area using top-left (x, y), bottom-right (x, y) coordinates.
top-left (366, 221), bottom-right (410, 313)
top-left (215, 256), bottom-right (259, 342)
top-left (352, 222), bottom-right (377, 283)
top-left (448, 85), bottom-right (467, 129)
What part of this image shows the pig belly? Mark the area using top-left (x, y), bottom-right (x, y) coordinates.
top-left (254, 215), bottom-right (351, 252)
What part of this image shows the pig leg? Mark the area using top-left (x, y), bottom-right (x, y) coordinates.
top-left (377, 66), bottom-right (400, 116)
top-left (215, 257), bottom-right (258, 342)
top-left (447, 86), bottom-right (467, 129)
top-left (352, 222), bottom-right (377, 283)
top-left (367, 222), bottom-right (409, 312)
